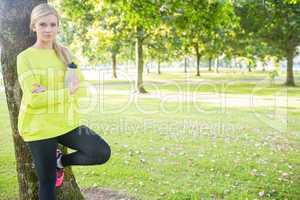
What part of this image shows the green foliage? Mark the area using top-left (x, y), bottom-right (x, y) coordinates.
top-left (268, 70), bottom-right (279, 83)
top-left (236, 0), bottom-right (300, 57)
top-left (165, 0), bottom-right (239, 63)
top-left (234, 0), bottom-right (300, 84)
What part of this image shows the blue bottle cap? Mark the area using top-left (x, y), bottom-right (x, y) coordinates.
top-left (68, 62), bottom-right (77, 69)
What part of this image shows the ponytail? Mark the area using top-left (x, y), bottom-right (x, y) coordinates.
top-left (53, 41), bottom-right (72, 69)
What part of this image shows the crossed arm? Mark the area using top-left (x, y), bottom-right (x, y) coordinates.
top-left (32, 78), bottom-right (80, 94)
top-left (17, 54), bottom-right (88, 109)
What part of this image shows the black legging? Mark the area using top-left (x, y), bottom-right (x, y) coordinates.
top-left (26, 125), bottom-right (111, 200)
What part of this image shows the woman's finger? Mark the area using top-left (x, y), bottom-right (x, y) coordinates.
top-left (69, 79), bottom-right (80, 95)
top-left (32, 88), bottom-right (46, 93)
top-left (32, 85), bottom-right (47, 93)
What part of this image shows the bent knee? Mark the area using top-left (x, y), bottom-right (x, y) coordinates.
top-left (90, 141), bottom-right (111, 164)
top-left (101, 143), bottom-right (111, 163)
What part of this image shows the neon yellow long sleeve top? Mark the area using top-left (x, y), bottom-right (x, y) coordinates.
top-left (17, 47), bottom-right (89, 142)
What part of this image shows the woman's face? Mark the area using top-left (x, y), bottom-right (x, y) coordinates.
top-left (32, 14), bottom-right (58, 43)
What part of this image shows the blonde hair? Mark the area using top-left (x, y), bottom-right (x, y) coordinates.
top-left (30, 3), bottom-right (72, 68)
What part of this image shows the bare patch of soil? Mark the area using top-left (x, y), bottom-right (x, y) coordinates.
top-left (81, 187), bottom-right (139, 200)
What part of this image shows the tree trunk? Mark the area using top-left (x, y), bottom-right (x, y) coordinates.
top-left (184, 57), bottom-right (187, 73)
top-left (146, 63), bottom-right (150, 74)
top-left (157, 56), bottom-right (161, 75)
top-left (112, 52), bottom-right (117, 79)
top-left (225, 57), bottom-right (229, 68)
top-left (215, 58), bottom-right (219, 73)
top-left (262, 61), bottom-right (266, 72)
top-left (194, 43), bottom-right (200, 76)
top-left (0, 1), bottom-right (84, 200)
top-left (248, 65), bottom-right (252, 72)
top-left (285, 46), bottom-right (296, 86)
top-left (208, 57), bottom-right (212, 72)
top-left (234, 58), bottom-right (238, 72)
top-left (135, 26), bottom-right (147, 93)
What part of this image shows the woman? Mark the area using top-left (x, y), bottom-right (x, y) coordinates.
top-left (16, 3), bottom-right (111, 200)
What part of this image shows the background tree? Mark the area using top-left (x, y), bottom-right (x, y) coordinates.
top-left (90, 3), bottom-right (130, 78)
top-left (145, 25), bottom-right (171, 75)
top-left (167, 0), bottom-right (238, 76)
top-left (119, 0), bottom-right (166, 93)
top-left (61, 0), bottom-right (165, 93)
top-left (235, 0), bottom-right (300, 86)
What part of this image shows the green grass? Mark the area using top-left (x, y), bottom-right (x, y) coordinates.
top-left (92, 71), bottom-right (300, 97)
top-left (0, 72), bottom-right (299, 200)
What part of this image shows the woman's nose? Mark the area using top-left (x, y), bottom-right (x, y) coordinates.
top-left (45, 25), bottom-right (53, 32)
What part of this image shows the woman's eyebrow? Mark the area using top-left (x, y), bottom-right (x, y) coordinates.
top-left (38, 22), bottom-right (57, 25)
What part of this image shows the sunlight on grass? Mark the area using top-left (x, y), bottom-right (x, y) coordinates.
top-left (0, 72), bottom-right (299, 200)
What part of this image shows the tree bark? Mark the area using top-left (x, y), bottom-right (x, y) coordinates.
top-left (112, 52), bottom-right (117, 79)
top-left (135, 25), bottom-right (147, 93)
top-left (184, 57), bottom-right (188, 73)
top-left (285, 46), bottom-right (296, 86)
top-left (262, 60), bottom-right (266, 72)
top-left (194, 43), bottom-right (200, 76)
top-left (208, 57), bottom-right (212, 72)
top-left (215, 58), bottom-right (219, 73)
top-left (157, 56), bottom-right (161, 75)
top-left (234, 58), bottom-right (237, 70)
top-left (248, 65), bottom-right (252, 72)
top-left (0, 1), bottom-right (85, 199)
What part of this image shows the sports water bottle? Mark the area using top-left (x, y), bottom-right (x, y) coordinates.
top-left (64, 62), bottom-right (78, 89)
top-left (64, 62), bottom-right (78, 125)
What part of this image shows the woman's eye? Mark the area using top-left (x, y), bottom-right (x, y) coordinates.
top-left (39, 23), bottom-right (46, 27)
top-left (50, 23), bottom-right (57, 27)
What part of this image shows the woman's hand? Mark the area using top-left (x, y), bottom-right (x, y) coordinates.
top-left (68, 74), bottom-right (80, 95)
top-left (32, 83), bottom-right (47, 93)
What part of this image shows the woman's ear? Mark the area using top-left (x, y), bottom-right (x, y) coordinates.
top-left (32, 25), bottom-right (36, 32)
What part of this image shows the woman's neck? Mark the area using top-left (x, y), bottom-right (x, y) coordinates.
top-left (32, 40), bottom-right (53, 49)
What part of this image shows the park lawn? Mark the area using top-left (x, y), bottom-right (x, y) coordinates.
top-left (144, 70), bottom-right (300, 82)
top-left (0, 96), bottom-right (17, 200)
top-left (93, 72), bottom-right (300, 97)
top-left (0, 85), bottom-right (299, 200)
